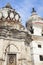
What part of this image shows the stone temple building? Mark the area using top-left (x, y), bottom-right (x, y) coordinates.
top-left (0, 3), bottom-right (43, 65)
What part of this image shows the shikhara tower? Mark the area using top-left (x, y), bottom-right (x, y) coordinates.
top-left (0, 3), bottom-right (43, 65)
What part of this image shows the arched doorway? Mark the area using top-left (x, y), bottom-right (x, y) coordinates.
top-left (5, 44), bottom-right (19, 65)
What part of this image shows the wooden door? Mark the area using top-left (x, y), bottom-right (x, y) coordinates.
top-left (7, 54), bottom-right (16, 65)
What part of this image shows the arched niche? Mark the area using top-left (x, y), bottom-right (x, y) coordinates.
top-left (5, 44), bottom-right (19, 54)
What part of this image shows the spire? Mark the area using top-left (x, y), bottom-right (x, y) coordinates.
top-left (5, 3), bottom-right (12, 9)
top-left (32, 8), bottom-right (36, 13)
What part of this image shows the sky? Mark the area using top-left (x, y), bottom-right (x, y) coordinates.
top-left (0, 0), bottom-right (43, 26)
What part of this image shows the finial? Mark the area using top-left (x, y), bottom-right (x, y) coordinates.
top-left (5, 3), bottom-right (12, 9)
top-left (32, 8), bottom-right (36, 13)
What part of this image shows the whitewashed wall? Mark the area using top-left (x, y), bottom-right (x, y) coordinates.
top-left (33, 26), bottom-right (42, 36)
top-left (30, 41), bottom-right (43, 65)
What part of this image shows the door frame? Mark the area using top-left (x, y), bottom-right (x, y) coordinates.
top-left (7, 53), bottom-right (17, 65)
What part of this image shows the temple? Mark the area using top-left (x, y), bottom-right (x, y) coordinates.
top-left (0, 3), bottom-right (43, 65)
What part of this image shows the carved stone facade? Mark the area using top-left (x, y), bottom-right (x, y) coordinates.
top-left (0, 3), bottom-right (43, 65)
top-left (0, 3), bottom-right (32, 65)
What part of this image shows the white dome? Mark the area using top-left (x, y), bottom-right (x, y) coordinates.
top-left (0, 3), bottom-right (21, 22)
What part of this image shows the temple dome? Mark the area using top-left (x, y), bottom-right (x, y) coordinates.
top-left (0, 3), bottom-right (20, 21)
top-left (0, 3), bottom-right (26, 31)
top-left (26, 8), bottom-right (43, 27)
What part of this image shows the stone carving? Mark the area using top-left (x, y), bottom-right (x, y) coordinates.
top-left (9, 55), bottom-right (14, 64)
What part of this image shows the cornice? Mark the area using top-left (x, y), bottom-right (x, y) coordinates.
top-left (32, 34), bottom-right (43, 41)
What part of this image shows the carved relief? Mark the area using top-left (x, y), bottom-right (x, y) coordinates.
top-left (7, 54), bottom-right (16, 65)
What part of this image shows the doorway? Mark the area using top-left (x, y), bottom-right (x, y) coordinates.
top-left (7, 54), bottom-right (16, 65)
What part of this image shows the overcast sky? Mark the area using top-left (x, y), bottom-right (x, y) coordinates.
top-left (0, 0), bottom-right (43, 26)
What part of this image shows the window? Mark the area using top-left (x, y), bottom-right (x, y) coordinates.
top-left (38, 45), bottom-right (41, 48)
top-left (42, 34), bottom-right (43, 36)
top-left (30, 26), bottom-right (34, 34)
top-left (42, 29), bottom-right (43, 36)
top-left (39, 55), bottom-right (43, 61)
